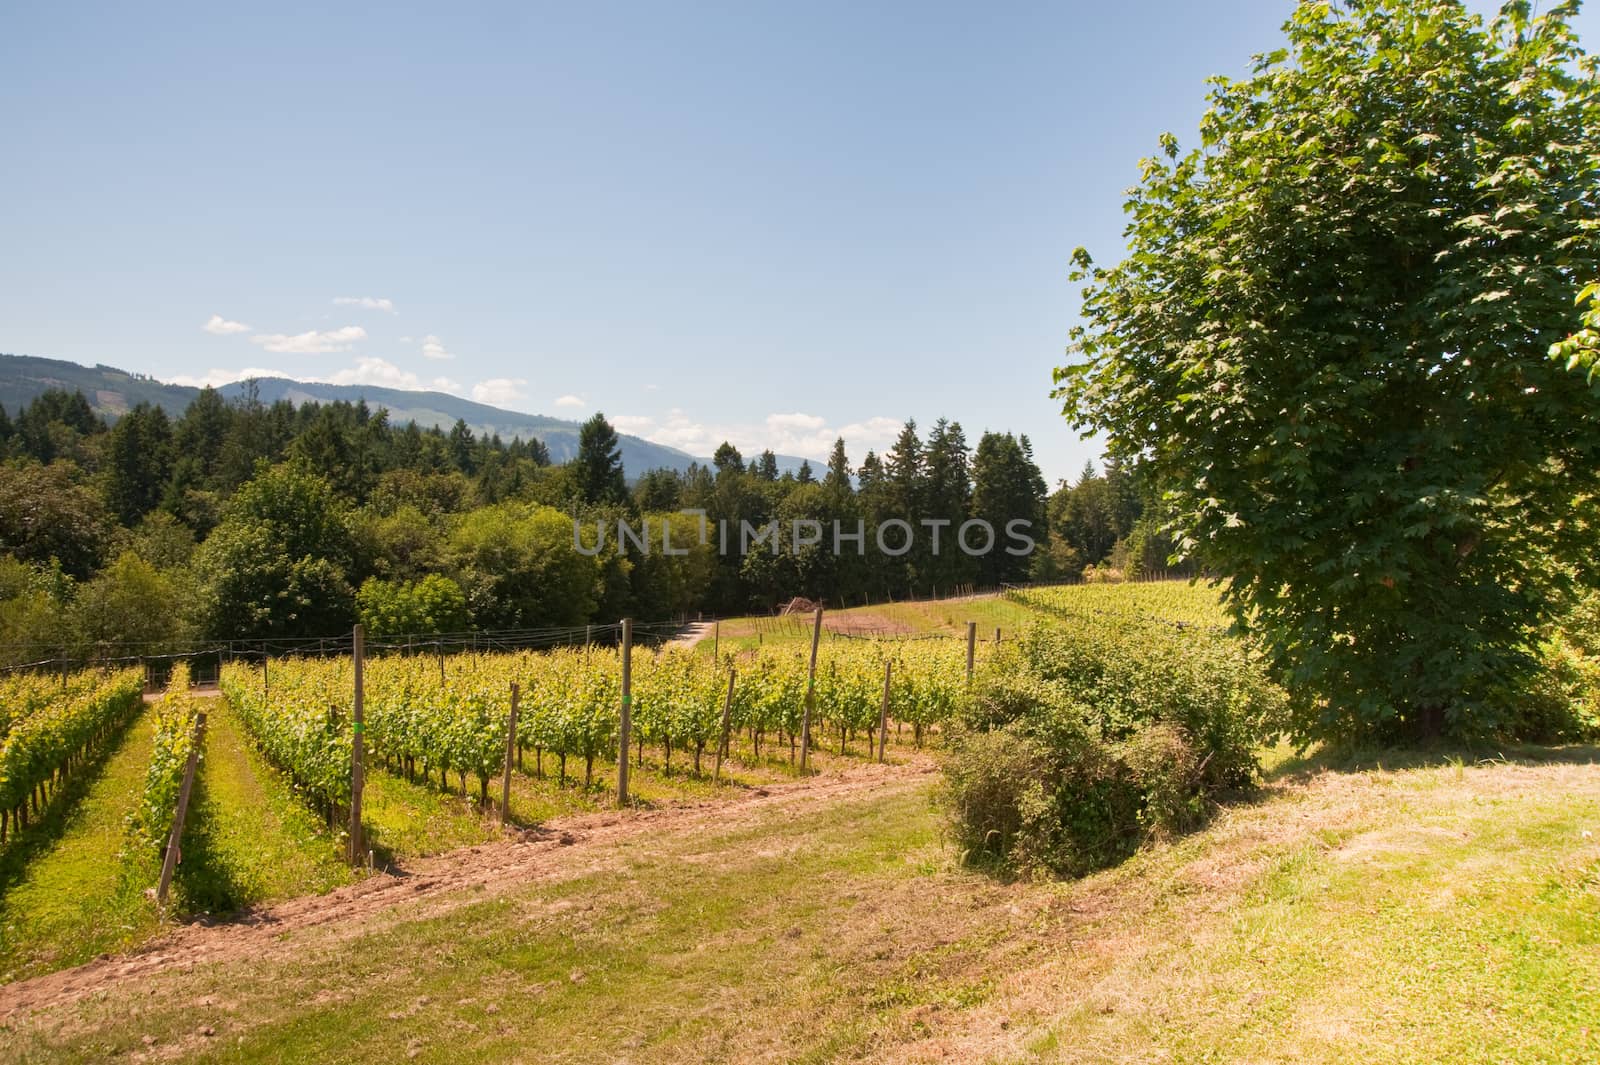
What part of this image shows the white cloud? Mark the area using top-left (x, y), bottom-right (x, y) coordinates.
top-left (610, 414), bottom-right (657, 435)
top-left (420, 334), bottom-right (453, 360)
top-left (605, 410), bottom-right (900, 460)
top-left (201, 314), bottom-right (250, 336)
top-left (324, 356), bottom-right (424, 389)
top-left (163, 358), bottom-right (463, 396)
top-left (554, 394), bottom-right (585, 409)
top-left (167, 366), bottom-right (287, 388)
top-left (251, 325), bottom-right (367, 354)
top-left (766, 412), bottom-right (827, 433)
top-left (472, 378), bottom-right (529, 408)
top-left (333, 296), bottom-right (396, 313)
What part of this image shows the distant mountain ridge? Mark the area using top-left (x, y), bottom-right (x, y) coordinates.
top-left (0, 352), bottom-right (820, 477)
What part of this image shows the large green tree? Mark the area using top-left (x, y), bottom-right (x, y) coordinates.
top-left (192, 462), bottom-right (357, 638)
top-left (573, 413), bottom-right (627, 505)
top-left (1056, 0), bottom-right (1600, 742)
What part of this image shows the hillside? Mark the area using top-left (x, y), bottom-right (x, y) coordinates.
top-left (0, 353), bottom-right (816, 476)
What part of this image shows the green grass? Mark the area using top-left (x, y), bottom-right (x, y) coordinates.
top-left (171, 698), bottom-right (354, 914)
top-left (0, 709), bottom-right (159, 983)
top-left (699, 594), bottom-right (1046, 652)
top-left (7, 751), bottom-right (1599, 1063)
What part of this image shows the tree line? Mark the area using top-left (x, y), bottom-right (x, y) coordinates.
top-left (0, 385), bottom-right (1136, 663)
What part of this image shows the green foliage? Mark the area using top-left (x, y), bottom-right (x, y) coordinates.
top-left (72, 552), bottom-right (188, 649)
top-left (0, 460), bottom-right (110, 578)
top-left (947, 592), bottom-right (1282, 878)
top-left (103, 403), bottom-right (174, 525)
top-left (357, 574), bottom-right (469, 637)
top-left (0, 670), bottom-right (143, 820)
top-left (1519, 591), bottom-right (1600, 742)
top-left (193, 462), bottom-right (357, 639)
top-left (449, 503), bottom-right (598, 629)
top-left (222, 661), bottom-right (351, 814)
top-left (1549, 282), bottom-right (1600, 386)
top-left (128, 662), bottom-right (200, 853)
top-left (573, 412), bottom-right (627, 505)
top-left (1055, 0), bottom-right (1600, 743)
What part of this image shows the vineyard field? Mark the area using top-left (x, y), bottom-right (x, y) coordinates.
top-left (2, 580), bottom-right (1250, 985)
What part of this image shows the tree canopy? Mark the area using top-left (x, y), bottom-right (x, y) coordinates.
top-left (1056, 0), bottom-right (1600, 741)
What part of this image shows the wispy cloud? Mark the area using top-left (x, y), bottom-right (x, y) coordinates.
top-left (554, 394), bottom-right (585, 409)
top-left (164, 358), bottom-right (462, 395)
top-left (168, 366), bottom-right (286, 388)
top-left (609, 410), bottom-right (902, 460)
top-left (201, 314), bottom-right (250, 336)
top-left (420, 334), bottom-right (453, 360)
top-left (332, 296), bottom-right (396, 313)
top-left (472, 378), bottom-right (529, 408)
top-left (250, 325), bottom-right (366, 354)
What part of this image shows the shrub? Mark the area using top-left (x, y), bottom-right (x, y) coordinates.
top-left (947, 620), bottom-right (1280, 879)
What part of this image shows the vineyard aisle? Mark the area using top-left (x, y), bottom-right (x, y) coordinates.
top-left (0, 709), bottom-right (158, 983)
top-left (175, 697), bottom-right (354, 913)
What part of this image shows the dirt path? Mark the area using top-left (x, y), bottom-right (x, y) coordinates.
top-left (666, 621), bottom-right (716, 649)
top-left (0, 755), bottom-right (935, 1019)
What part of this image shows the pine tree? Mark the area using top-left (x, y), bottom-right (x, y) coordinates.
top-left (970, 431), bottom-right (1047, 586)
top-left (105, 404), bottom-right (175, 525)
top-left (824, 438), bottom-right (852, 495)
top-left (573, 412), bottom-right (627, 504)
top-left (712, 442), bottom-right (745, 479)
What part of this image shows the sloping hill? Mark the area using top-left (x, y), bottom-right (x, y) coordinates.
top-left (213, 376), bottom-right (689, 470)
top-left (0, 353), bottom-right (697, 473)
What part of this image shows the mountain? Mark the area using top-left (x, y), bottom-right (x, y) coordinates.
top-left (0, 353), bottom-right (822, 477)
top-left (210, 376), bottom-right (700, 473)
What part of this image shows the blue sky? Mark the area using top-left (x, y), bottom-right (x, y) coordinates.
top-left (4, 2), bottom-right (1593, 485)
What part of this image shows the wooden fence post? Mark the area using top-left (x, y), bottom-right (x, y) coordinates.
top-left (349, 624), bottom-right (365, 863)
top-left (878, 660), bottom-right (892, 762)
top-left (799, 606), bottom-right (823, 770)
top-left (966, 621), bottom-right (977, 684)
top-left (713, 620), bottom-right (720, 659)
top-left (501, 682), bottom-right (520, 820)
top-left (262, 642), bottom-right (270, 697)
top-left (157, 711), bottom-right (207, 904)
top-left (618, 618), bottom-right (632, 807)
top-left (713, 669), bottom-right (736, 783)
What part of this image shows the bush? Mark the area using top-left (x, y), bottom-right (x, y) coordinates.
top-left (947, 620), bottom-right (1281, 879)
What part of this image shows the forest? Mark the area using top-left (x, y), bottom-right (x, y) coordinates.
top-left (0, 382), bottom-right (1146, 663)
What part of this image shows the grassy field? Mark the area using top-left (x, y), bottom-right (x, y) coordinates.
top-left (698, 594), bottom-right (1045, 652)
top-left (0, 709), bottom-right (161, 983)
top-left (173, 698), bottom-right (354, 913)
top-left (3, 746), bottom-right (1597, 1063)
top-left (693, 580), bottom-right (1228, 653)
